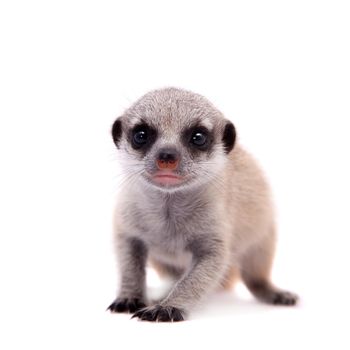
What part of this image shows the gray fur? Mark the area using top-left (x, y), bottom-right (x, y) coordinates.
top-left (108, 87), bottom-right (298, 321)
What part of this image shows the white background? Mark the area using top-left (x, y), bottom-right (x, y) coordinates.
top-left (0, 0), bottom-right (349, 349)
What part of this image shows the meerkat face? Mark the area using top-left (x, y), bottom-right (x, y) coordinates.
top-left (112, 88), bottom-right (236, 192)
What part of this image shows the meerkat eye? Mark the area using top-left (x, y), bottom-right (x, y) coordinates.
top-left (191, 131), bottom-right (207, 146)
top-left (131, 123), bottom-right (157, 151)
top-left (133, 129), bottom-right (148, 146)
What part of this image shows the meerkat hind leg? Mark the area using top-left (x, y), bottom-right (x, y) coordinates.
top-left (240, 237), bottom-right (298, 306)
top-left (220, 266), bottom-right (240, 291)
top-left (149, 259), bottom-right (185, 280)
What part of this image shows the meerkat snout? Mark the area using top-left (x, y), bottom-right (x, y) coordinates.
top-left (153, 147), bottom-right (181, 186)
top-left (108, 87), bottom-right (298, 322)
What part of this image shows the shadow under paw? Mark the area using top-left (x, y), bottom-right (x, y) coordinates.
top-left (107, 298), bottom-right (146, 313)
top-left (132, 305), bottom-right (185, 322)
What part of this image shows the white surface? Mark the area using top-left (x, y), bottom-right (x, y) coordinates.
top-left (0, 1), bottom-right (349, 349)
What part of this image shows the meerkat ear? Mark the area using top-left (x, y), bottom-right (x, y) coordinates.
top-left (222, 121), bottom-right (236, 154)
top-left (111, 117), bottom-right (123, 148)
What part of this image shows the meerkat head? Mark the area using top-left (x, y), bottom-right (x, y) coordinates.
top-left (112, 88), bottom-right (236, 192)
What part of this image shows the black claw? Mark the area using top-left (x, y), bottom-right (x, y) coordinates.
top-left (157, 308), bottom-right (170, 322)
top-left (131, 311), bottom-right (140, 319)
top-left (128, 301), bottom-right (137, 313)
top-left (171, 308), bottom-right (185, 322)
top-left (107, 298), bottom-right (146, 314)
top-left (132, 305), bottom-right (185, 322)
top-left (142, 311), bottom-right (156, 321)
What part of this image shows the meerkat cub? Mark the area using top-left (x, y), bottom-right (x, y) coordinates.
top-left (107, 87), bottom-right (298, 322)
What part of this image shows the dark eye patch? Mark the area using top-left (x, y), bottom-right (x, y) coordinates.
top-left (182, 125), bottom-right (213, 154)
top-left (129, 122), bottom-right (157, 153)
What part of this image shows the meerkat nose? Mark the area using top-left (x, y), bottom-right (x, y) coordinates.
top-left (157, 158), bottom-right (179, 170)
top-left (156, 149), bottom-right (179, 170)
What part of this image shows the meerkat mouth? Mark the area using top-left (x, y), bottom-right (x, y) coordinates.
top-left (151, 171), bottom-right (184, 186)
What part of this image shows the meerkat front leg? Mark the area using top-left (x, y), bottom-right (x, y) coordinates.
top-left (132, 238), bottom-right (227, 322)
top-left (108, 236), bottom-right (148, 313)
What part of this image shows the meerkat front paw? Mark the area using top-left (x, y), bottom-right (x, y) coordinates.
top-left (132, 305), bottom-right (185, 322)
top-left (107, 298), bottom-right (147, 313)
